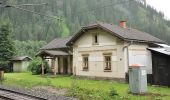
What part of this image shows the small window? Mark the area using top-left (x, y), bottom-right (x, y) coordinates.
top-left (93, 34), bottom-right (98, 44)
top-left (83, 56), bottom-right (89, 70)
top-left (104, 56), bottom-right (111, 70)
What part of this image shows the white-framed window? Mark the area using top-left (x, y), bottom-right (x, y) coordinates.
top-left (103, 54), bottom-right (112, 71)
top-left (82, 55), bottom-right (89, 70)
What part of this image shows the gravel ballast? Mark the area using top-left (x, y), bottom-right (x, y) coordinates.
top-left (0, 85), bottom-right (77, 100)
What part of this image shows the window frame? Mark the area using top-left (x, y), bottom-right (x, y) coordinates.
top-left (82, 54), bottom-right (89, 71)
top-left (103, 53), bottom-right (112, 71)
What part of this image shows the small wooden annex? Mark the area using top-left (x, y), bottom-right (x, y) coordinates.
top-left (148, 44), bottom-right (170, 86)
top-left (10, 56), bottom-right (32, 72)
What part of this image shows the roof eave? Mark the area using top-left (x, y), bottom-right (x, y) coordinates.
top-left (40, 46), bottom-right (68, 50)
top-left (36, 51), bottom-right (55, 57)
top-left (124, 39), bottom-right (166, 44)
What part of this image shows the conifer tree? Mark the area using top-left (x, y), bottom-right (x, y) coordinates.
top-left (0, 23), bottom-right (15, 72)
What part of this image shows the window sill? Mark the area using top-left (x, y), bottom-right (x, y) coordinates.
top-left (92, 43), bottom-right (99, 45)
top-left (82, 69), bottom-right (89, 71)
top-left (104, 70), bottom-right (112, 72)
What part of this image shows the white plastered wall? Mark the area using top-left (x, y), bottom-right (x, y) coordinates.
top-left (128, 43), bottom-right (152, 74)
top-left (72, 29), bottom-right (126, 78)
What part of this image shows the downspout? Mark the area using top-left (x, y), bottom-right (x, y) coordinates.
top-left (123, 41), bottom-right (133, 72)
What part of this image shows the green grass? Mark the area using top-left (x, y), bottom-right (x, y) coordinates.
top-left (4, 73), bottom-right (170, 100)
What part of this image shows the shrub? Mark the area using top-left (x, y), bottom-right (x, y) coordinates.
top-left (28, 57), bottom-right (49, 75)
top-left (67, 80), bottom-right (105, 100)
top-left (109, 87), bottom-right (118, 97)
top-left (0, 61), bottom-right (11, 72)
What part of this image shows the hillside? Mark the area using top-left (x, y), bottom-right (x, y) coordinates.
top-left (0, 0), bottom-right (170, 44)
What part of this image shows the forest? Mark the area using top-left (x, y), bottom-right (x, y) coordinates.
top-left (0, 0), bottom-right (170, 57)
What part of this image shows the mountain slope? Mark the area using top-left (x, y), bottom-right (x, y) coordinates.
top-left (0, 0), bottom-right (170, 44)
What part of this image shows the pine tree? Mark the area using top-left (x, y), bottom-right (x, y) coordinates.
top-left (0, 23), bottom-right (15, 72)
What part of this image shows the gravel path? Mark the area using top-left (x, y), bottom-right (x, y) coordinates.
top-left (0, 85), bottom-right (77, 100)
top-left (33, 86), bottom-right (68, 96)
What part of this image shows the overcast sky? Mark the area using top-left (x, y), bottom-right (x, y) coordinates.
top-left (146, 0), bottom-right (170, 19)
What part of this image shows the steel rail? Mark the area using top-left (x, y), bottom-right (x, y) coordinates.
top-left (0, 87), bottom-right (47, 100)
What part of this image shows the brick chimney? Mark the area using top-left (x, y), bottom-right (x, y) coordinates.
top-left (119, 21), bottom-right (126, 28)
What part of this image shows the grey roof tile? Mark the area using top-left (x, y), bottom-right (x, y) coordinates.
top-left (41, 37), bottom-right (72, 50)
top-left (67, 22), bottom-right (165, 45)
top-left (10, 56), bottom-right (32, 61)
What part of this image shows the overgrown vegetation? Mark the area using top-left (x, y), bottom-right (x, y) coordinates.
top-left (0, 22), bottom-right (15, 72)
top-left (109, 87), bottom-right (119, 97)
top-left (14, 40), bottom-right (46, 57)
top-left (28, 57), bottom-right (49, 75)
top-left (3, 73), bottom-right (170, 100)
top-left (67, 81), bottom-right (122, 100)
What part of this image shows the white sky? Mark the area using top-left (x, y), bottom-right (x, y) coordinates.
top-left (146, 0), bottom-right (170, 19)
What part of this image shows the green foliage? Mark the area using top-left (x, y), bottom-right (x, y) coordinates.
top-left (68, 80), bottom-right (112, 100)
top-left (14, 40), bottom-right (46, 57)
top-left (68, 81), bottom-right (101, 100)
top-left (4, 73), bottom-right (170, 100)
top-left (28, 57), bottom-right (49, 75)
top-left (45, 78), bottom-right (52, 86)
top-left (0, 61), bottom-right (10, 72)
top-left (61, 21), bottom-right (70, 38)
top-left (0, 22), bottom-right (15, 72)
top-left (109, 87), bottom-right (119, 97)
top-left (1, 0), bottom-right (170, 43)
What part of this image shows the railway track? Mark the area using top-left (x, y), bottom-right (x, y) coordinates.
top-left (0, 87), bottom-right (47, 100)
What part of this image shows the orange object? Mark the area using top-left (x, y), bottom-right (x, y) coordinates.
top-left (119, 21), bottom-right (127, 28)
top-left (130, 64), bottom-right (142, 68)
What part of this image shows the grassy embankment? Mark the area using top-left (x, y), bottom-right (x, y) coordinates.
top-left (4, 73), bottom-right (170, 100)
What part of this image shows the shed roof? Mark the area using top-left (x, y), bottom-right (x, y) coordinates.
top-left (10, 56), bottom-right (32, 61)
top-left (67, 22), bottom-right (165, 45)
top-left (41, 37), bottom-right (72, 50)
top-left (148, 48), bottom-right (170, 56)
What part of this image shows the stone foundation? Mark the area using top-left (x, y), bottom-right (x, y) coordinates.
top-left (75, 75), bottom-right (126, 83)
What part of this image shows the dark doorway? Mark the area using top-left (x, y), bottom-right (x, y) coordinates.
top-left (152, 52), bottom-right (170, 86)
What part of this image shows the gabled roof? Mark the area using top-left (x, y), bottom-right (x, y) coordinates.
top-left (10, 56), bottom-right (32, 61)
top-left (41, 37), bottom-right (72, 50)
top-left (67, 22), bottom-right (165, 45)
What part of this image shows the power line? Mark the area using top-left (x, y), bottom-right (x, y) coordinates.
top-left (12, 6), bottom-right (61, 20)
top-left (14, 3), bottom-right (47, 7)
top-left (0, 3), bottom-right (62, 21)
top-left (0, 2), bottom-right (47, 6)
top-left (0, 0), bottom-right (136, 21)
